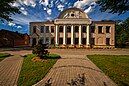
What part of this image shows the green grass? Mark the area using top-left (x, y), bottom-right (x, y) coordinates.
top-left (0, 53), bottom-right (11, 61)
top-left (87, 55), bottom-right (129, 86)
top-left (18, 54), bottom-right (60, 86)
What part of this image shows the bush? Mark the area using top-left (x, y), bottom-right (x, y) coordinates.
top-left (32, 40), bottom-right (49, 59)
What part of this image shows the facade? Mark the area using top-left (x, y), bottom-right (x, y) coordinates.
top-left (30, 8), bottom-right (115, 48)
top-left (0, 29), bottom-right (30, 47)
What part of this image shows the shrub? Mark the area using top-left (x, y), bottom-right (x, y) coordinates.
top-left (32, 40), bottom-right (49, 59)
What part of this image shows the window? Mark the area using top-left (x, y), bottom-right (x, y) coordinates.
top-left (91, 38), bottom-right (95, 45)
top-left (82, 26), bottom-right (86, 33)
top-left (82, 38), bottom-right (86, 44)
top-left (75, 26), bottom-right (79, 32)
top-left (46, 37), bottom-right (49, 43)
top-left (59, 38), bottom-right (63, 44)
top-left (67, 26), bottom-right (71, 33)
top-left (67, 38), bottom-right (71, 44)
top-left (91, 26), bottom-right (95, 33)
top-left (75, 38), bottom-right (79, 44)
top-left (106, 38), bottom-right (110, 45)
top-left (51, 37), bottom-right (55, 44)
top-left (41, 26), bottom-right (44, 33)
top-left (98, 26), bottom-right (103, 33)
top-left (71, 13), bottom-right (74, 17)
top-left (51, 26), bottom-right (54, 33)
top-left (33, 26), bottom-right (36, 33)
top-left (106, 26), bottom-right (110, 33)
top-left (59, 26), bottom-right (63, 32)
top-left (46, 26), bottom-right (49, 33)
top-left (32, 38), bottom-right (36, 46)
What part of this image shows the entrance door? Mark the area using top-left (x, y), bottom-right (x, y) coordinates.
top-left (32, 38), bottom-right (36, 46)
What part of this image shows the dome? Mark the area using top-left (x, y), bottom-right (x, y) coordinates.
top-left (58, 8), bottom-right (89, 19)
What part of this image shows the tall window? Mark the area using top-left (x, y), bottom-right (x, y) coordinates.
top-left (91, 26), bottom-right (95, 33)
top-left (51, 37), bottom-right (55, 44)
top-left (51, 26), bottom-right (54, 33)
top-left (67, 26), bottom-right (71, 33)
top-left (82, 38), bottom-right (86, 44)
top-left (59, 26), bottom-right (63, 32)
top-left (91, 38), bottom-right (95, 45)
top-left (106, 26), bottom-right (110, 33)
top-left (75, 26), bottom-right (79, 33)
top-left (67, 38), bottom-right (71, 44)
top-left (75, 38), bottom-right (79, 44)
top-left (46, 26), bottom-right (49, 33)
top-left (33, 26), bottom-right (36, 33)
top-left (98, 26), bottom-right (103, 33)
top-left (106, 38), bottom-right (110, 45)
top-left (41, 26), bottom-right (44, 33)
top-left (82, 26), bottom-right (86, 33)
top-left (59, 38), bottom-right (63, 44)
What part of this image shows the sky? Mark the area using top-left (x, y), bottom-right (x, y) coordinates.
top-left (0, 0), bottom-right (129, 34)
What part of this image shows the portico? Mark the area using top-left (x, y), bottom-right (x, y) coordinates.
top-left (55, 24), bottom-right (90, 47)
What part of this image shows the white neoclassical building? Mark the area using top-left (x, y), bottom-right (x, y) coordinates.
top-left (30, 8), bottom-right (115, 48)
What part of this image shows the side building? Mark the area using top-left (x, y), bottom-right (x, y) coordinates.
top-left (29, 8), bottom-right (115, 49)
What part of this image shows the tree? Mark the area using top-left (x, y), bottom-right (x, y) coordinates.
top-left (97, 0), bottom-right (129, 14)
top-left (0, 0), bottom-right (20, 22)
top-left (115, 18), bottom-right (129, 47)
top-left (32, 40), bottom-right (49, 59)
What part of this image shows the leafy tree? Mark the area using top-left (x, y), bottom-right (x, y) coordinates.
top-left (0, 0), bottom-right (20, 22)
top-left (97, 0), bottom-right (129, 14)
top-left (115, 18), bottom-right (129, 47)
top-left (32, 40), bottom-right (49, 59)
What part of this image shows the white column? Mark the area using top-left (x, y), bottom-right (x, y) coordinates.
top-left (55, 25), bottom-right (58, 45)
top-left (79, 25), bottom-right (82, 45)
top-left (87, 25), bottom-right (90, 45)
top-left (63, 25), bottom-right (66, 45)
top-left (71, 25), bottom-right (74, 45)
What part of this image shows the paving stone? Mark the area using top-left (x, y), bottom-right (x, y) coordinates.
top-left (0, 55), bottom-right (23, 86)
top-left (34, 54), bottom-right (117, 86)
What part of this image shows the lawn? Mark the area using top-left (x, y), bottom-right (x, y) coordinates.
top-left (87, 55), bottom-right (129, 86)
top-left (18, 54), bottom-right (60, 86)
top-left (0, 53), bottom-right (11, 61)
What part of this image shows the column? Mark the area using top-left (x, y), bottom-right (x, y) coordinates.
top-left (79, 25), bottom-right (82, 45)
top-left (71, 25), bottom-right (74, 45)
top-left (63, 25), bottom-right (66, 45)
top-left (55, 25), bottom-right (58, 45)
top-left (87, 25), bottom-right (90, 45)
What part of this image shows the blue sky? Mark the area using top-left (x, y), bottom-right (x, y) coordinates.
top-left (0, 0), bottom-right (129, 34)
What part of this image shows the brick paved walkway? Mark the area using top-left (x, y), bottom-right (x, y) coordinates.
top-left (34, 55), bottom-right (117, 86)
top-left (0, 55), bottom-right (23, 86)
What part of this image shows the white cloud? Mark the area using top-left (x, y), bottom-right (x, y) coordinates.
top-left (74, 0), bottom-right (97, 8)
top-left (39, 0), bottom-right (49, 6)
top-left (8, 22), bottom-right (16, 26)
top-left (47, 9), bottom-right (52, 15)
top-left (23, 0), bottom-right (36, 7)
top-left (74, 0), bottom-right (97, 13)
top-left (10, 0), bottom-right (36, 7)
top-left (57, 4), bottom-right (64, 11)
top-left (17, 26), bottom-right (22, 28)
top-left (84, 6), bottom-right (92, 13)
top-left (20, 7), bottom-right (28, 15)
top-left (10, 2), bottom-right (20, 7)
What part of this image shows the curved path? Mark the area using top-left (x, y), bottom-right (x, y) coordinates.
top-left (34, 55), bottom-right (117, 86)
top-left (0, 55), bottom-right (23, 86)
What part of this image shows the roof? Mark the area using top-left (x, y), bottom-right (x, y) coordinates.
top-left (92, 20), bottom-right (115, 24)
top-left (58, 7), bottom-right (89, 19)
top-left (30, 20), bottom-right (54, 24)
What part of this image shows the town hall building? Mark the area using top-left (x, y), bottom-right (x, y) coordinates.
top-left (30, 8), bottom-right (115, 48)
